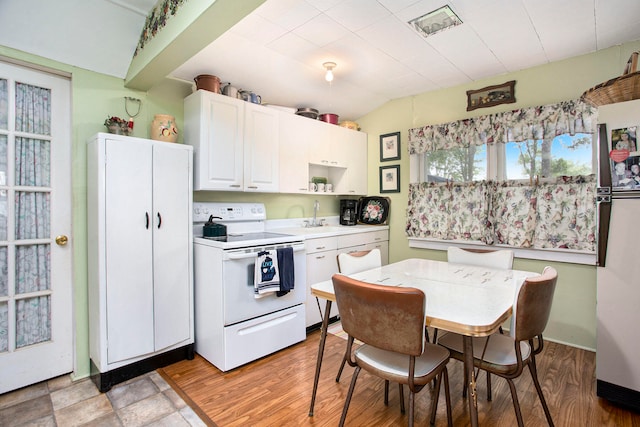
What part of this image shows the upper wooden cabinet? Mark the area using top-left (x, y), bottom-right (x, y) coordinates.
top-left (280, 113), bottom-right (368, 195)
top-left (331, 125), bottom-right (367, 195)
top-left (184, 90), bottom-right (279, 192)
top-left (185, 90), bottom-right (367, 194)
top-left (279, 112), bottom-right (311, 193)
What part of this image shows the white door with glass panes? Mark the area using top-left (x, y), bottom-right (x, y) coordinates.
top-left (0, 61), bottom-right (72, 394)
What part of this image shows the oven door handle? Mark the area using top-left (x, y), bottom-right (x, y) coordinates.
top-left (225, 243), bottom-right (306, 260)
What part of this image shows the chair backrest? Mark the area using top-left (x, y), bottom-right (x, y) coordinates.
top-left (337, 248), bottom-right (382, 275)
top-left (513, 266), bottom-right (558, 341)
top-left (332, 274), bottom-right (425, 356)
top-left (447, 247), bottom-right (514, 270)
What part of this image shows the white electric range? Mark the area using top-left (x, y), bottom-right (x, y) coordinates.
top-left (192, 202), bottom-right (307, 372)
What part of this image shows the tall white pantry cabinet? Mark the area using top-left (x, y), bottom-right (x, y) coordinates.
top-left (87, 133), bottom-right (194, 392)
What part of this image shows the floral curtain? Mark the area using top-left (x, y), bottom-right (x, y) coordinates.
top-left (407, 176), bottom-right (597, 252)
top-left (407, 98), bottom-right (597, 153)
top-left (406, 98), bottom-right (598, 252)
top-left (407, 181), bottom-right (493, 243)
top-left (0, 82), bottom-right (52, 350)
top-left (0, 79), bottom-right (6, 351)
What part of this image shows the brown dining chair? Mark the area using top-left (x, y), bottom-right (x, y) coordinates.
top-left (441, 246), bottom-right (514, 400)
top-left (332, 274), bottom-right (452, 427)
top-left (334, 248), bottom-right (382, 382)
top-left (437, 266), bottom-right (558, 427)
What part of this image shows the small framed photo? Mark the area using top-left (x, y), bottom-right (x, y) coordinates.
top-left (379, 165), bottom-right (400, 193)
top-left (611, 126), bottom-right (637, 152)
top-left (466, 80), bottom-right (516, 111)
top-left (380, 131), bottom-right (401, 162)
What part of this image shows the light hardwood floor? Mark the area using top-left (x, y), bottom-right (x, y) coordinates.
top-left (159, 329), bottom-right (640, 427)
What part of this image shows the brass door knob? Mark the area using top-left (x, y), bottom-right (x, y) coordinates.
top-left (55, 235), bottom-right (68, 246)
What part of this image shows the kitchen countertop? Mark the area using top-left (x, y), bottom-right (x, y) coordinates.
top-left (267, 220), bottom-right (388, 239)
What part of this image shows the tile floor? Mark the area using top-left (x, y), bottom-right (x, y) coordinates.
top-left (0, 371), bottom-right (208, 427)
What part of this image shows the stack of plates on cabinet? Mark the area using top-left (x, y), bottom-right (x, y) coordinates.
top-left (295, 107), bottom-right (318, 119)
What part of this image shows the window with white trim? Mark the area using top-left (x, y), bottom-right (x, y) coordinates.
top-left (407, 98), bottom-right (598, 257)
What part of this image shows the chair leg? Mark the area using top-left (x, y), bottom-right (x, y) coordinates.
top-left (339, 366), bottom-right (361, 427)
top-left (335, 351), bottom-right (348, 382)
top-left (408, 391), bottom-right (415, 427)
top-left (429, 373), bottom-right (442, 426)
top-left (429, 368), bottom-right (453, 427)
top-left (424, 326), bottom-right (430, 342)
top-left (506, 378), bottom-right (525, 427)
top-left (384, 380), bottom-right (389, 405)
top-left (462, 364), bottom-right (468, 398)
top-left (528, 359), bottom-right (555, 427)
top-left (399, 383), bottom-right (405, 414)
top-left (486, 371), bottom-right (492, 401)
top-left (443, 368), bottom-right (453, 427)
top-left (432, 328), bottom-right (439, 343)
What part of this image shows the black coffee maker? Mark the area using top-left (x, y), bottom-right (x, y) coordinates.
top-left (339, 199), bottom-right (358, 226)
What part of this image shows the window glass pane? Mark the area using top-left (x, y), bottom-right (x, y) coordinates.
top-left (15, 192), bottom-right (50, 240)
top-left (15, 137), bottom-right (51, 187)
top-left (16, 296), bottom-right (51, 348)
top-left (0, 247), bottom-right (6, 296)
top-left (15, 83), bottom-right (51, 136)
top-left (0, 78), bottom-right (7, 130)
top-left (423, 145), bottom-right (487, 182)
top-left (0, 301), bottom-right (7, 352)
top-left (0, 134), bottom-right (6, 241)
top-left (504, 134), bottom-right (593, 180)
top-left (16, 244), bottom-right (50, 294)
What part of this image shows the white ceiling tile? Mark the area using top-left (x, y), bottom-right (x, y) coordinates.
top-left (357, 16), bottom-right (431, 62)
top-left (268, 32), bottom-right (319, 60)
top-left (304, 0), bottom-right (344, 12)
top-left (324, 0), bottom-right (392, 32)
top-left (377, 0), bottom-right (425, 14)
top-left (255, 0), bottom-right (321, 31)
top-left (230, 13), bottom-right (289, 46)
top-left (292, 13), bottom-right (351, 46)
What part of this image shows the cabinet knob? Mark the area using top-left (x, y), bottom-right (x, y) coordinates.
top-left (55, 235), bottom-right (68, 246)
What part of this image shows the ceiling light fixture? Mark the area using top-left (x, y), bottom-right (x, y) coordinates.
top-left (323, 62), bottom-right (336, 82)
top-left (409, 5), bottom-right (462, 38)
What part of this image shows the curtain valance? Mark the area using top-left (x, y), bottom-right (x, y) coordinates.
top-left (407, 98), bottom-right (598, 154)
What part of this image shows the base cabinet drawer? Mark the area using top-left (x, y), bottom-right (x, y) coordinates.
top-left (305, 229), bottom-right (389, 328)
top-left (198, 304), bottom-right (306, 372)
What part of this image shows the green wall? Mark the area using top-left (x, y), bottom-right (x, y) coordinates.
top-left (357, 40), bottom-right (640, 351)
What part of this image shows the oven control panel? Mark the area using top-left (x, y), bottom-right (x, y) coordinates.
top-left (193, 202), bottom-right (266, 223)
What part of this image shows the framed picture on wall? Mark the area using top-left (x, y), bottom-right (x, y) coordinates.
top-left (380, 131), bottom-right (401, 161)
top-left (379, 165), bottom-right (400, 193)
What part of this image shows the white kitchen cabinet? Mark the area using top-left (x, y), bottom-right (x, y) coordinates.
top-left (87, 133), bottom-right (194, 391)
top-left (304, 229), bottom-right (389, 328)
top-left (184, 90), bottom-right (244, 191)
top-left (308, 121), bottom-right (344, 168)
top-left (184, 90), bottom-right (279, 192)
top-left (279, 112), bottom-right (310, 193)
top-left (305, 237), bottom-right (339, 327)
top-left (338, 229), bottom-right (389, 264)
top-left (244, 101), bottom-right (279, 192)
top-left (333, 126), bottom-right (368, 195)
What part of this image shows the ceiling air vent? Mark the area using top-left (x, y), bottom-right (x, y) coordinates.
top-left (408, 5), bottom-right (462, 38)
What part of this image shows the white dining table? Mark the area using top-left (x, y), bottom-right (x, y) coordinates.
top-left (308, 258), bottom-right (538, 427)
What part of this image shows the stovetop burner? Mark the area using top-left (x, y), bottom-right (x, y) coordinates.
top-left (202, 232), bottom-right (293, 243)
top-left (193, 202), bottom-right (303, 249)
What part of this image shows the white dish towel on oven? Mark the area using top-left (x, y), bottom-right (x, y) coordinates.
top-left (254, 250), bottom-right (281, 298)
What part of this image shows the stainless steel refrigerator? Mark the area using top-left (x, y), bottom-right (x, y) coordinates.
top-left (596, 99), bottom-right (640, 411)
